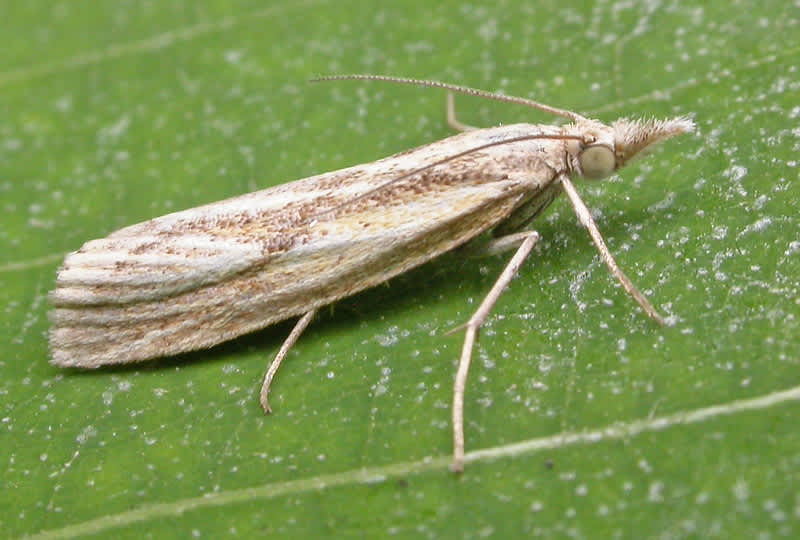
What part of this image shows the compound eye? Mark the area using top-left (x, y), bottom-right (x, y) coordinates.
top-left (579, 145), bottom-right (615, 179)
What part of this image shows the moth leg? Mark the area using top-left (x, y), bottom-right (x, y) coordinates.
top-left (484, 230), bottom-right (542, 256)
top-left (455, 230), bottom-right (538, 261)
top-left (559, 175), bottom-right (666, 325)
top-left (260, 309), bottom-right (316, 414)
top-left (452, 230), bottom-right (540, 473)
top-left (447, 92), bottom-right (477, 132)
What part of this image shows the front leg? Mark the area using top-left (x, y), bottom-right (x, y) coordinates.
top-left (446, 92), bottom-right (478, 132)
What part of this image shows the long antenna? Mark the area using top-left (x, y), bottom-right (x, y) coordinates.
top-left (311, 74), bottom-right (589, 123)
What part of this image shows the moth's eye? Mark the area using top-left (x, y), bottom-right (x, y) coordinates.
top-left (579, 145), bottom-right (615, 179)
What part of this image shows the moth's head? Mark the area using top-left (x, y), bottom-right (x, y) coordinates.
top-left (573, 116), bottom-right (695, 180)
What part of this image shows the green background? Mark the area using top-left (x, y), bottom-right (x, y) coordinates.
top-left (2, 0), bottom-right (798, 537)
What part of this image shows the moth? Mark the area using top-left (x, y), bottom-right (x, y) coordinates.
top-left (49, 75), bottom-right (694, 472)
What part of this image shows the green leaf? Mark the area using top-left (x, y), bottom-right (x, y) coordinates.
top-left (2, 1), bottom-right (798, 537)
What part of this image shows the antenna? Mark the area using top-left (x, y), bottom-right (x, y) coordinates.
top-left (311, 74), bottom-right (589, 123)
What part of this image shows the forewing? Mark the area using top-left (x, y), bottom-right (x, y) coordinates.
top-left (50, 125), bottom-right (559, 366)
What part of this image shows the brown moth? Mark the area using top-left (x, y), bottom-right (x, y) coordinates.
top-left (50, 75), bottom-right (694, 472)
